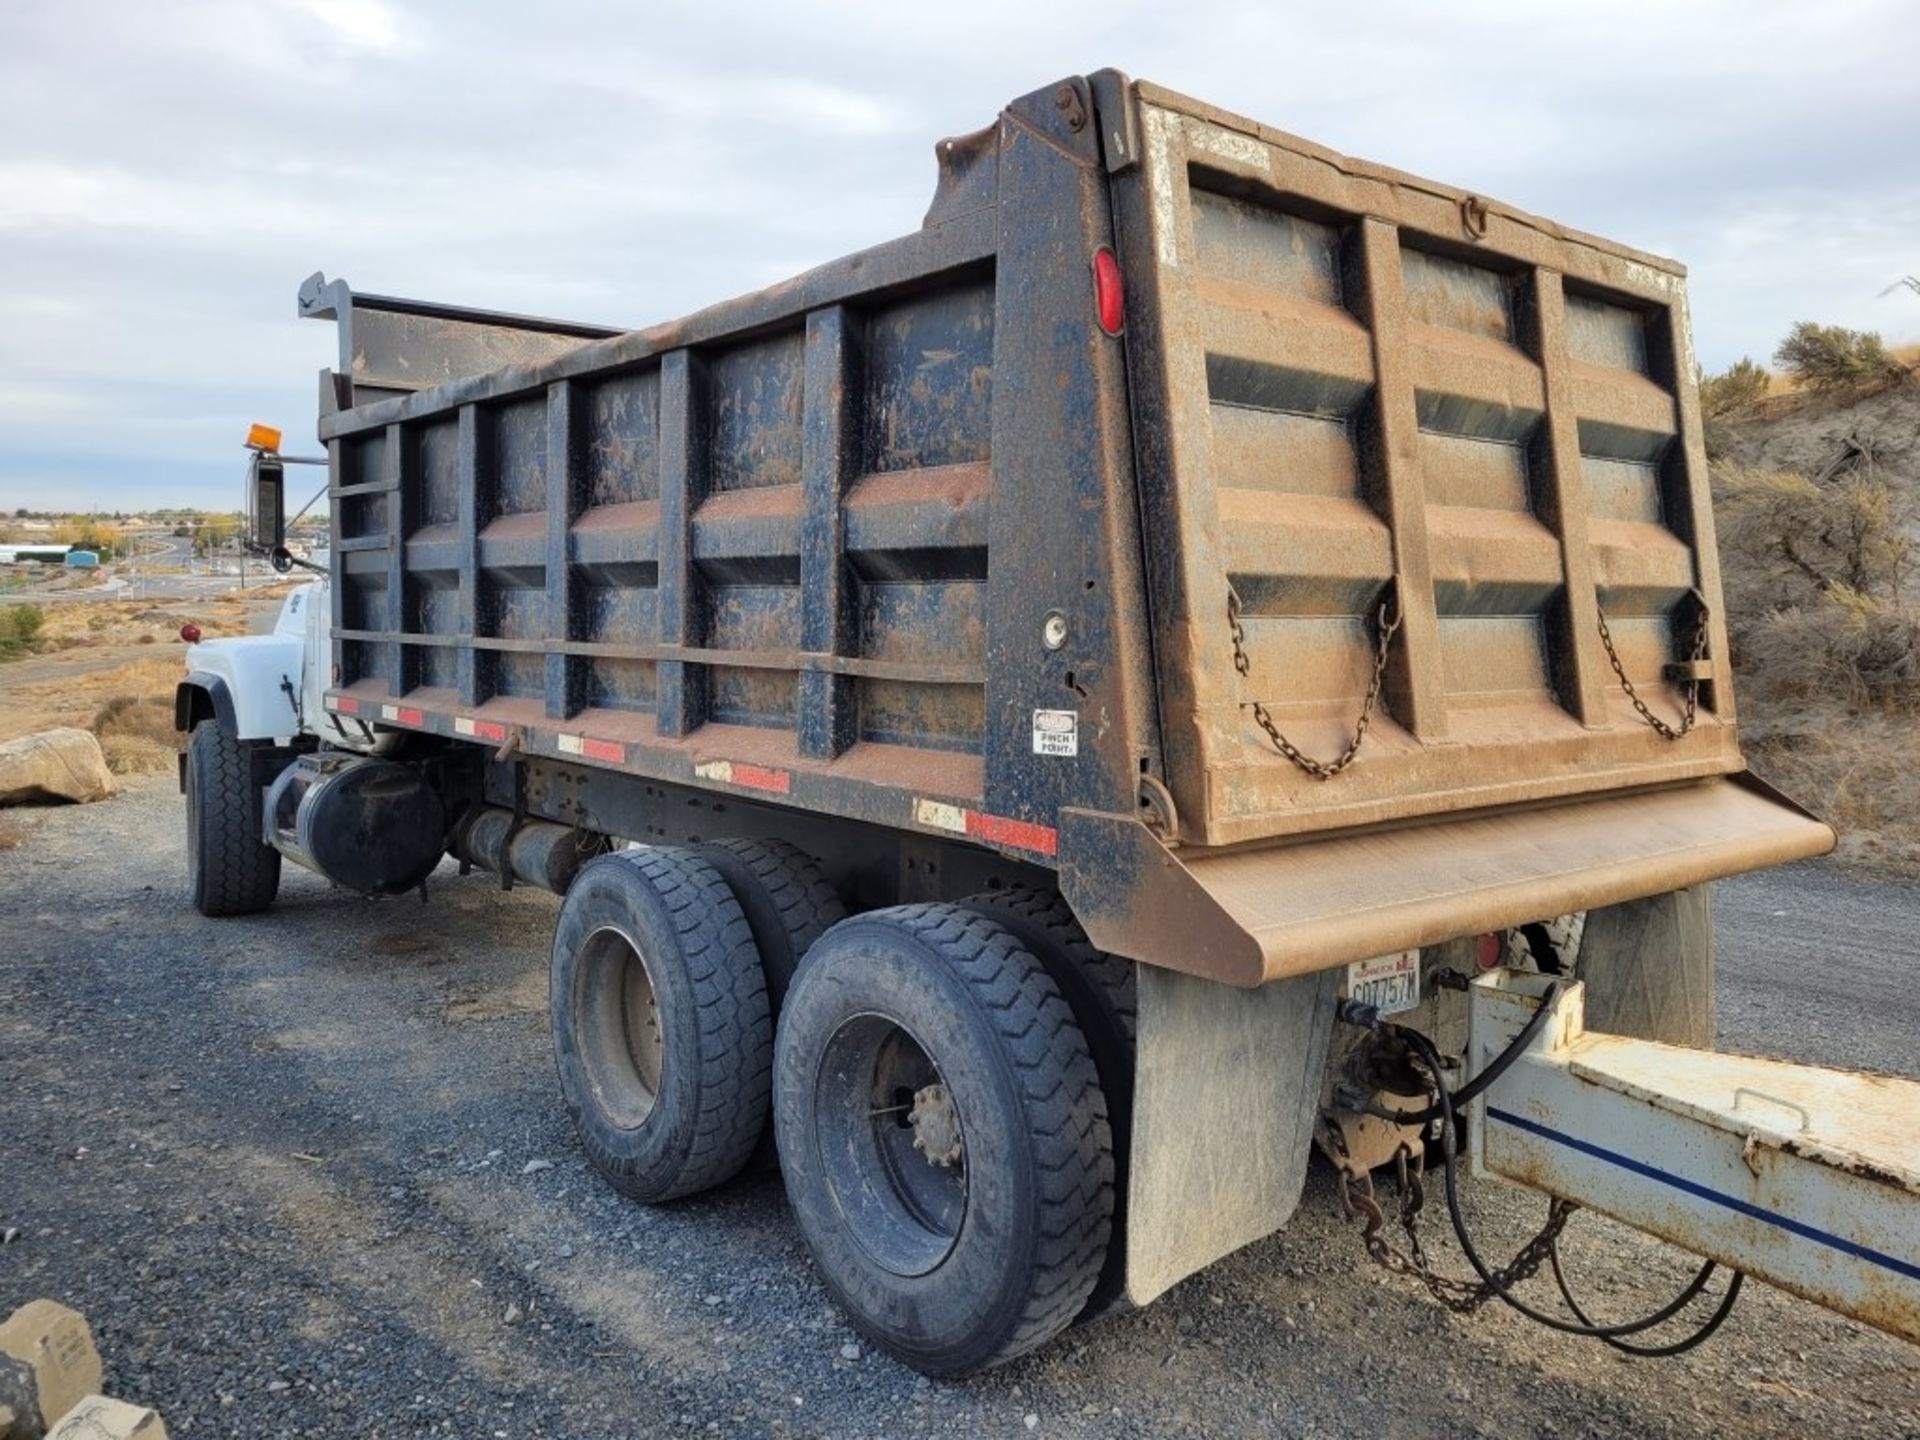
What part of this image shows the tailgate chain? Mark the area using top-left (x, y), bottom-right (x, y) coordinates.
top-left (1227, 584), bottom-right (1400, 779)
top-left (1595, 590), bottom-right (1711, 741)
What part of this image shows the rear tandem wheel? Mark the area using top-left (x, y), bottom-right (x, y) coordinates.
top-left (549, 847), bottom-right (772, 1202)
top-left (773, 903), bottom-right (1115, 1375)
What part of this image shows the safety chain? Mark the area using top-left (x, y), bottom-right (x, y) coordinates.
top-left (1336, 1144), bottom-right (1578, 1314)
top-left (1228, 585), bottom-right (1401, 780)
top-left (1595, 592), bottom-right (1711, 741)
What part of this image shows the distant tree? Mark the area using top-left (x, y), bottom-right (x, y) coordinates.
top-left (193, 514), bottom-right (241, 555)
top-left (54, 518), bottom-right (123, 558)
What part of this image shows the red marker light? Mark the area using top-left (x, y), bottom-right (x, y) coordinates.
top-left (1093, 247), bottom-right (1124, 335)
top-left (1476, 932), bottom-right (1503, 970)
top-left (179, 623), bottom-right (202, 644)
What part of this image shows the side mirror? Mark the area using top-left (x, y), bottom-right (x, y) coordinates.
top-left (250, 452), bottom-right (286, 555)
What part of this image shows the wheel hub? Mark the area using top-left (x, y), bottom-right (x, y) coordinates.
top-left (908, 1083), bottom-right (963, 1167)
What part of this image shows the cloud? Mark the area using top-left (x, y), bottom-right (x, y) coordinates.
top-left (2, 0), bottom-right (1918, 509)
top-left (296, 0), bottom-right (405, 52)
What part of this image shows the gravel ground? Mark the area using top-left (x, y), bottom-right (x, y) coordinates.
top-left (2, 778), bottom-right (1917, 1439)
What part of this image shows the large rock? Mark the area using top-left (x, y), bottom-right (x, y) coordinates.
top-left (0, 728), bottom-right (114, 807)
top-left (45, 1396), bottom-right (168, 1439)
top-left (0, 1299), bottom-right (103, 1439)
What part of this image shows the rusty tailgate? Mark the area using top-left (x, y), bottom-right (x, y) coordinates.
top-left (1112, 81), bottom-right (1745, 849)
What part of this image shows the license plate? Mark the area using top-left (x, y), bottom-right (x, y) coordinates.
top-left (1345, 950), bottom-right (1420, 1017)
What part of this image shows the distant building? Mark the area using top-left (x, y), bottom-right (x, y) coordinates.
top-left (0, 544), bottom-right (72, 564)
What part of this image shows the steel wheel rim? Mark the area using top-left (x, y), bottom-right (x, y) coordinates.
top-left (812, 1012), bottom-right (967, 1278)
top-left (577, 924), bottom-right (665, 1129)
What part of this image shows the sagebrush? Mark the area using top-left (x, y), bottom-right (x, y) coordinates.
top-left (1700, 357), bottom-right (1770, 419)
top-left (0, 605), bottom-right (44, 660)
top-left (1773, 321), bottom-right (1907, 394)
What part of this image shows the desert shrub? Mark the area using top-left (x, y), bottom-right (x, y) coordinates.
top-left (0, 604), bottom-right (44, 659)
top-left (1700, 357), bottom-right (1771, 418)
top-left (1713, 458), bottom-right (1920, 713)
top-left (1740, 590), bottom-right (1920, 710)
top-left (1773, 321), bottom-right (1907, 393)
top-left (1712, 463), bottom-right (1910, 615)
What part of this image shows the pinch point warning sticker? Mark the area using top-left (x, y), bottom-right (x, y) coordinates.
top-left (1032, 709), bottom-right (1078, 757)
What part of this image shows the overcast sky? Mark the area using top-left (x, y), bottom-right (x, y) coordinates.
top-left (2, 0), bottom-right (1916, 513)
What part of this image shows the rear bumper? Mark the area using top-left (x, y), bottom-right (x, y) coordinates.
top-left (1061, 771), bottom-right (1835, 987)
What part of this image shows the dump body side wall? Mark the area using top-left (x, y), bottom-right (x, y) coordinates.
top-left (317, 78), bottom-right (1157, 866)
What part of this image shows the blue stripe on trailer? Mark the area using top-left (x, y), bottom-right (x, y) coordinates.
top-left (1486, 1105), bottom-right (1920, 1285)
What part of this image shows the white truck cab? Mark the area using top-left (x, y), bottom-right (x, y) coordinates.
top-left (176, 580), bottom-right (381, 753)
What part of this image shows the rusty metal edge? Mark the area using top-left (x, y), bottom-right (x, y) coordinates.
top-left (1061, 772), bottom-right (1836, 988)
top-left (1131, 78), bottom-right (1686, 279)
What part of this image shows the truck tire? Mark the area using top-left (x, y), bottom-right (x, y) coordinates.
top-left (550, 848), bottom-right (771, 1202)
top-left (960, 885), bottom-right (1134, 1318)
top-left (695, 837), bottom-right (846, 1013)
top-left (185, 718), bottom-right (280, 917)
top-left (774, 904), bottom-right (1114, 1375)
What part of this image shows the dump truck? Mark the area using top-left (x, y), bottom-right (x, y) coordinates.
top-left (175, 71), bottom-right (1920, 1377)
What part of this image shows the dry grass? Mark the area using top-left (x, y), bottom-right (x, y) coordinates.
top-left (90, 692), bottom-right (183, 775)
top-left (1743, 712), bottom-right (1920, 872)
top-left (34, 597), bottom-right (254, 652)
top-left (0, 655), bottom-right (188, 744)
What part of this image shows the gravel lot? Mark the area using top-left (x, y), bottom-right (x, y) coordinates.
top-left (2, 778), bottom-right (1917, 1438)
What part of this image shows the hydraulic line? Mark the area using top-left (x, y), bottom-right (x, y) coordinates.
top-left (1393, 1023), bottom-right (1743, 1352)
top-left (1360, 978), bottom-right (1562, 1127)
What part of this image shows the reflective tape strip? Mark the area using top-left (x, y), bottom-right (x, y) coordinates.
top-left (694, 759), bottom-right (792, 795)
top-left (454, 717), bottom-right (508, 743)
top-left (965, 811), bottom-right (1058, 857)
top-left (557, 733), bottom-right (624, 762)
top-left (912, 799), bottom-right (1058, 857)
top-left (328, 696), bottom-right (360, 716)
top-left (381, 704), bottom-right (424, 726)
top-left (913, 798), bottom-right (969, 835)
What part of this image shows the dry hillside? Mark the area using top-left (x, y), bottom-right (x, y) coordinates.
top-left (1711, 367), bottom-right (1920, 873)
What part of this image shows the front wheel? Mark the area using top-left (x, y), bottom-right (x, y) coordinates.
top-left (185, 719), bottom-right (280, 917)
top-left (774, 904), bottom-right (1114, 1375)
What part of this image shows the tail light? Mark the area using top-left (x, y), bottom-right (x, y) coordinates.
top-left (179, 623), bottom-right (202, 644)
top-left (1093, 247), bottom-right (1125, 336)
